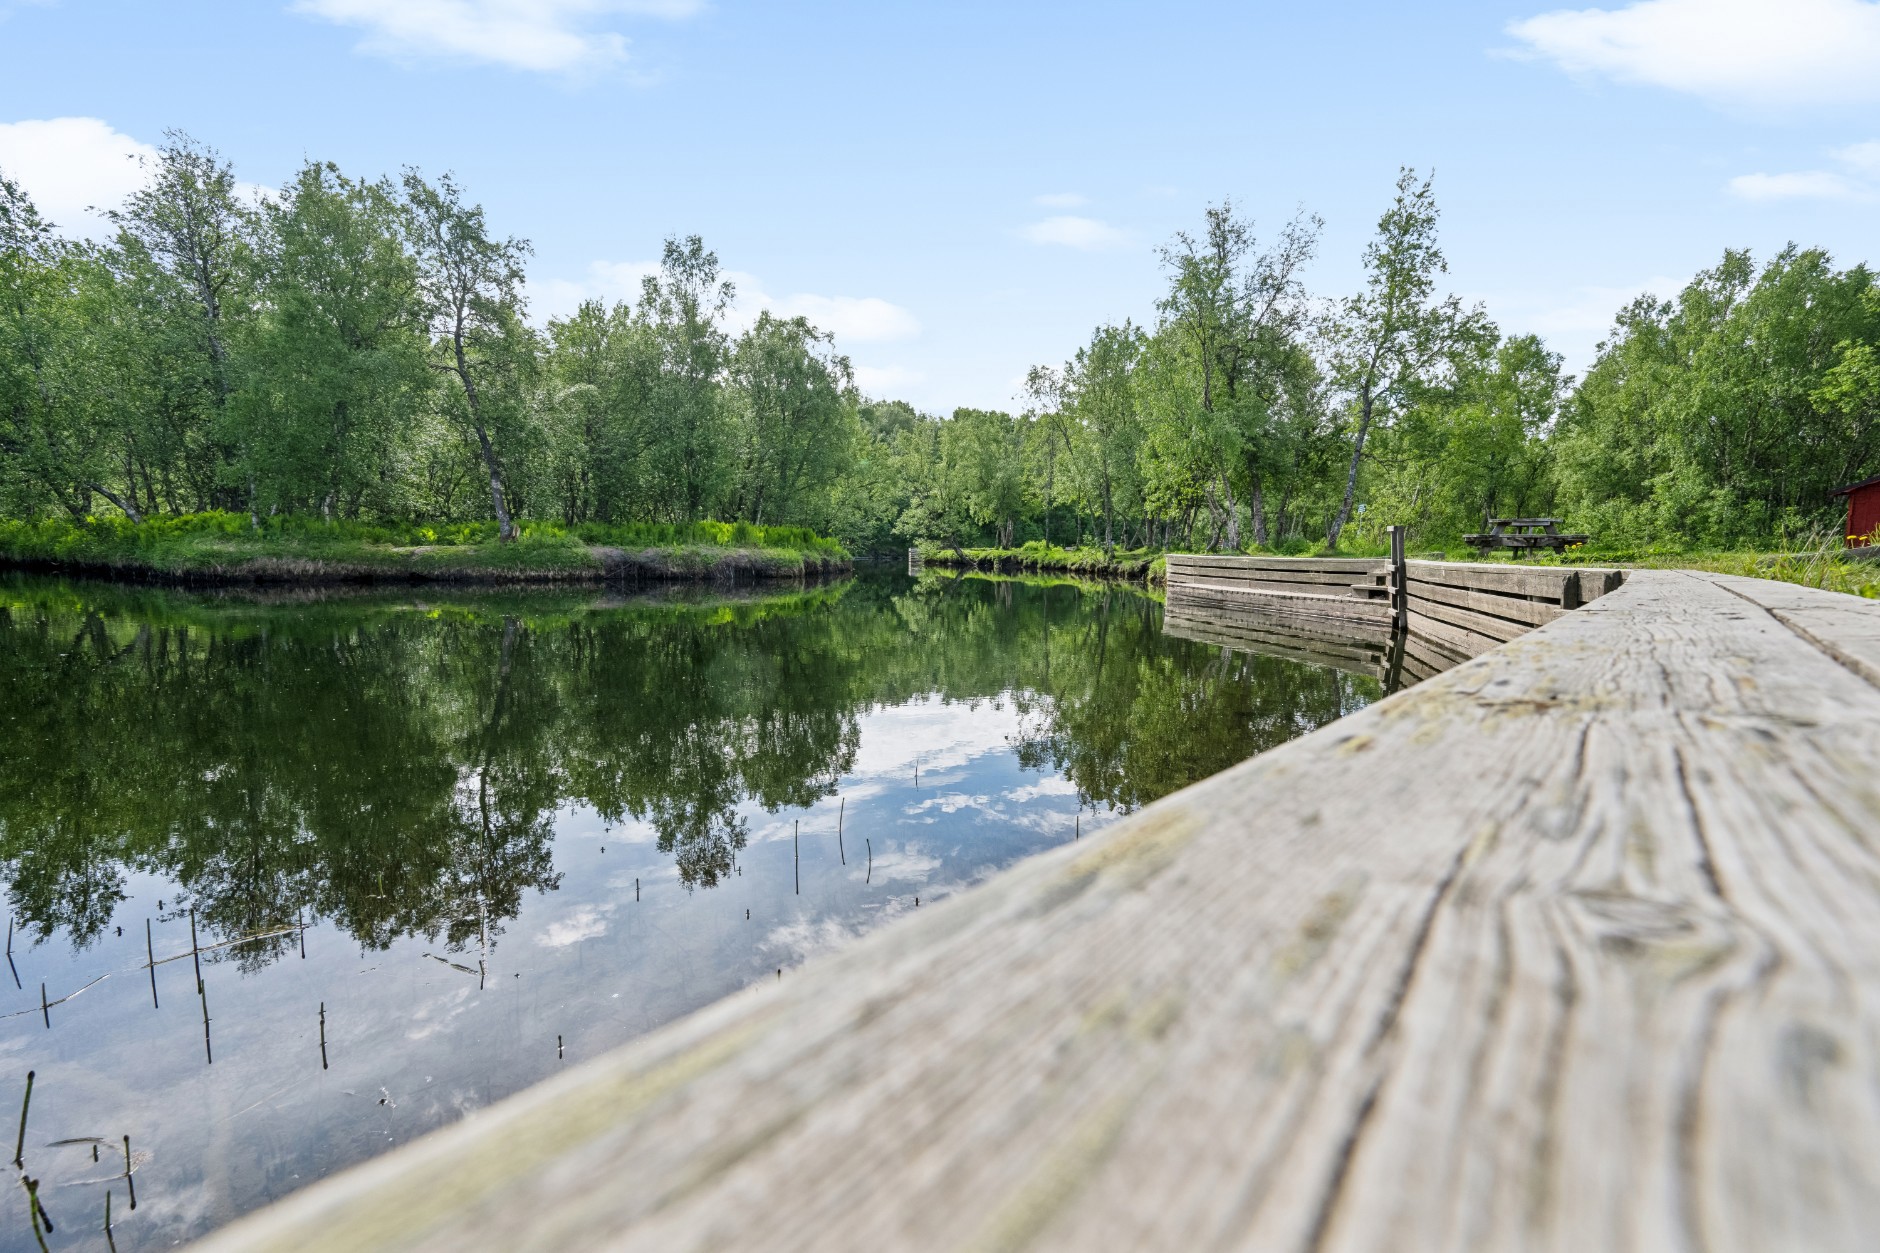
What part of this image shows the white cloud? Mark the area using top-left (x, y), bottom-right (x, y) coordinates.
top-left (1481, 274), bottom-right (1688, 378)
top-left (0, 117), bottom-right (156, 237)
top-left (769, 294), bottom-right (920, 343)
top-left (1020, 215), bottom-right (1128, 250)
top-left (291, 0), bottom-right (703, 74)
top-left (537, 906), bottom-right (609, 947)
top-left (1728, 170), bottom-right (1869, 200)
top-left (1833, 140), bottom-right (1880, 173)
top-left (529, 258), bottom-right (919, 343)
top-left (1725, 140), bottom-right (1880, 203)
top-left (853, 364), bottom-right (926, 394)
top-left (1506, 0), bottom-right (1880, 107)
top-left (1033, 192), bottom-right (1086, 208)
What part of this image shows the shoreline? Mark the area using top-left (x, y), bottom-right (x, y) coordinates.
top-left (0, 544), bottom-right (853, 588)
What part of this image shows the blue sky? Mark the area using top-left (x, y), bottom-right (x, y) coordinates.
top-left (2, 0), bottom-right (1877, 411)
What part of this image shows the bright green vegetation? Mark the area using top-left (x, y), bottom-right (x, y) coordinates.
top-left (0, 512), bottom-right (849, 582)
top-left (4, 136), bottom-right (1877, 569)
top-left (920, 541), bottom-right (1165, 581)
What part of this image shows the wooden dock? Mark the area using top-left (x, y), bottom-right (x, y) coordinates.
top-left (197, 569), bottom-right (1880, 1252)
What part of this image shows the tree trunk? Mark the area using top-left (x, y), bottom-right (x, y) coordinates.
top-left (474, 423), bottom-right (515, 541)
top-left (91, 483), bottom-right (143, 523)
top-left (1326, 385), bottom-right (1375, 550)
top-left (1249, 470), bottom-right (1268, 547)
top-left (1220, 474), bottom-right (1242, 551)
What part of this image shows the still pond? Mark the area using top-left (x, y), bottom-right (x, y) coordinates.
top-left (0, 569), bottom-right (1391, 1249)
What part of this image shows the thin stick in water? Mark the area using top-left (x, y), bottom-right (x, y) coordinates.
top-left (105, 1189), bottom-right (115, 1252)
top-left (557, 1035), bottom-right (563, 1060)
top-left (29, 1175), bottom-right (52, 1233)
top-left (145, 919), bottom-right (158, 1009)
top-left (22, 1177), bottom-right (47, 1253)
top-left (794, 819), bottom-right (800, 895)
top-left (298, 907), bottom-right (307, 960)
top-left (189, 908), bottom-right (203, 993)
top-left (123, 1136), bottom-right (136, 1210)
top-left (837, 797), bottom-right (845, 865)
top-left (199, 979), bottom-right (212, 1064)
top-left (866, 838), bottom-right (872, 884)
top-left (39, 982), bottom-right (48, 1029)
top-left (635, 877), bottom-right (640, 902)
top-left (319, 1002), bottom-right (328, 1070)
top-left (13, 1069), bottom-right (33, 1168)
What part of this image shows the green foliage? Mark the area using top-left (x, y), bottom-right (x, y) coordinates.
top-left (7, 133), bottom-right (1880, 567)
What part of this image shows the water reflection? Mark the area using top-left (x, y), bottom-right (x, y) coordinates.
top-left (0, 570), bottom-right (1383, 1249)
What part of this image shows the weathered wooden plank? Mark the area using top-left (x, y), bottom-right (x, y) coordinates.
top-left (1169, 582), bottom-right (1394, 626)
top-left (1407, 606), bottom-right (1502, 659)
top-left (198, 570), bottom-right (1880, 1253)
top-left (1401, 628), bottom-right (1464, 672)
top-left (1404, 559), bottom-right (1581, 602)
top-left (1168, 565), bottom-right (1372, 590)
top-left (1407, 576), bottom-right (1568, 628)
top-left (1167, 555), bottom-right (1389, 576)
top-left (1576, 565), bottom-right (1625, 601)
top-left (1410, 595), bottom-right (1534, 645)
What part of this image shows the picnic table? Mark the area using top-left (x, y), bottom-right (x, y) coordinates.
top-left (1463, 517), bottom-right (1588, 556)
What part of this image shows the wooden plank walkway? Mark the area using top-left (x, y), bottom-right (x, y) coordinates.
top-left (196, 570), bottom-right (1880, 1252)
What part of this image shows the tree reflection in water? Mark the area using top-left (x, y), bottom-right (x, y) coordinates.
top-left (0, 571), bottom-right (1379, 968)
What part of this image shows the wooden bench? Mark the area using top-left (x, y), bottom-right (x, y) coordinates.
top-left (1462, 517), bottom-right (1589, 555)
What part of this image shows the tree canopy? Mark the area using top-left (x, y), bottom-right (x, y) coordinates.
top-left (5, 134), bottom-right (1878, 554)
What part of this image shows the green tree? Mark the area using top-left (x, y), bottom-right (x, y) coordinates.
top-left (237, 161), bottom-right (430, 517)
top-left (1324, 168), bottom-right (1491, 548)
top-left (728, 311), bottom-right (856, 524)
top-left (404, 169), bottom-right (534, 539)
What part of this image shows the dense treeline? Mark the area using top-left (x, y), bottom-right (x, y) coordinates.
top-left (0, 133), bottom-right (859, 540)
top-left (6, 133), bottom-right (1879, 555)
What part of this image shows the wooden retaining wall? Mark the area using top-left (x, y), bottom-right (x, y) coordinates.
top-left (197, 570), bottom-right (1880, 1253)
top-left (1163, 553), bottom-right (1625, 671)
top-left (1162, 554), bottom-right (1393, 626)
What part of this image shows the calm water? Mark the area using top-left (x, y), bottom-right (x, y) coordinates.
top-left (0, 569), bottom-right (1385, 1249)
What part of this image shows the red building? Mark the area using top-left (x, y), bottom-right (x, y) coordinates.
top-left (1832, 475), bottom-right (1880, 548)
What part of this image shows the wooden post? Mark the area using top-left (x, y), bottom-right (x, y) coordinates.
top-left (1388, 524), bottom-right (1408, 633)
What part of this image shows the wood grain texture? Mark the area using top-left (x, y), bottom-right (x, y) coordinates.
top-left (1165, 580), bottom-right (1393, 626)
top-left (1405, 577), bottom-right (1570, 627)
top-left (195, 570), bottom-right (1880, 1253)
top-left (1403, 560), bottom-right (1586, 602)
top-left (1167, 556), bottom-right (1390, 576)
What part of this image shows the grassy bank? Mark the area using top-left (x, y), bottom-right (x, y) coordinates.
top-left (919, 541), bottom-right (1166, 581)
top-left (919, 534), bottom-right (1880, 601)
top-left (0, 514), bottom-right (851, 586)
top-left (1453, 542), bottom-right (1880, 599)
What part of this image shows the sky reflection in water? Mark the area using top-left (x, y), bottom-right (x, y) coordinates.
top-left (0, 569), bottom-right (1383, 1249)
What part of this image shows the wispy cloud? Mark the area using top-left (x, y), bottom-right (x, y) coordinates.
top-left (853, 364), bottom-right (926, 395)
top-left (1727, 140), bottom-right (1880, 202)
top-left (1728, 170), bottom-right (1868, 200)
top-left (1506, 0), bottom-right (1880, 108)
top-left (529, 259), bottom-right (920, 343)
top-left (290, 0), bottom-right (703, 74)
top-left (1020, 215), bottom-right (1128, 250)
